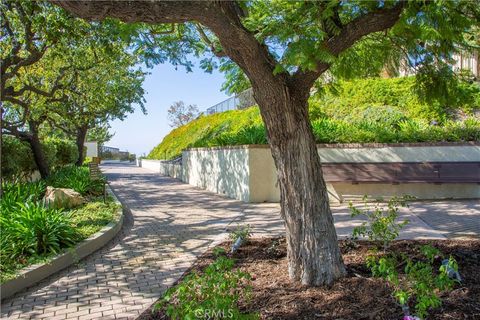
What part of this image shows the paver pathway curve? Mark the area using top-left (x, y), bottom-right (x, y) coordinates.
top-left (1, 163), bottom-right (477, 320)
top-left (1, 164), bottom-right (251, 320)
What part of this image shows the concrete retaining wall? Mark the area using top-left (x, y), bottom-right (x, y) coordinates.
top-left (247, 145), bottom-right (480, 202)
top-left (141, 143), bottom-right (480, 203)
top-left (183, 148), bottom-right (250, 201)
top-left (140, 159), bottom-right (183, 180)
top-left (84, 141), bottom-right (98, 157)
top-left (139, 159), bottom-right (162, 172)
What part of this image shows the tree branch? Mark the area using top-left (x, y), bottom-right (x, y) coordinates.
top-left (54, 1), bottom-right (406, 105)
top-left (3, 96), bottom-right (29, 109)
top-left (1, 101), bottom-right (29, 129)
top-left (195, 23), bottom-right (226, 58)
top-left (291, 2), bottom-right (406, 92)
top-left (8, 66), bottom-right (68, 101)
top-left (149, 24), bottom-right (175, 35)
top-left (53, 1), bottom-right (282, 91)
top-left (52, 1), bottom-right (206, 23)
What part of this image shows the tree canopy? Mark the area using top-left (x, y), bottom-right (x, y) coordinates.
top-left (1, 0), bottom-right (147, 175)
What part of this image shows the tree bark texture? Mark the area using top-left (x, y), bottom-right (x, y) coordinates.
top-left (24, 121), bottom-right (50, 179)
top-left (75, 125), bottom-right (88, 166)
top-left (252, 80), bottom-right (346, 285)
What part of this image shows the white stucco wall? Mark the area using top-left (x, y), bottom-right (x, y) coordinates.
top-left (140, 160), bottom-right (184, 180)
top-left (84, 142), bottom-right (98, 157)
top-left (248, 144), bottom-right (480, 202)
top-left (141, 144), bottom-right (479, 203)
top-left (316, 145), bottom-right (480, 163)
top-left (182, 148), bottom-right (250, 201)
top-left (160, 163), bottom-right (183, 180)
top-left (140, 159), bottom-right (162, 172)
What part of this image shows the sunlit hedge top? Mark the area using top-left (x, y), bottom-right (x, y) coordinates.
top-left (148, 77), bottom-right (480, 160)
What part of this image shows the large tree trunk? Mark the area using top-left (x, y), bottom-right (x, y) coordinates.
top-left (25, 121), bottom-right (50, 179)
top-left (75, 125), bottom-right (88, 166)
top-left (254, 83), bottom-right (346, 286)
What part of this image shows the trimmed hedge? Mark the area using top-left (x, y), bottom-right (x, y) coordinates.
top-left (2, 136), bottom-right (78, 180)
top-left (1, 137), bottom-right (36, 179)
top-left (148, 77), bottom-right (479, 160)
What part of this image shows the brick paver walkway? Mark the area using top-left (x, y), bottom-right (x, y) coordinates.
top-left (1, 164), bottom-right (248, 320)
top-left (1, 163), bottom-right (478, 319)
top-left (410, 200), bottom-right (480, 239)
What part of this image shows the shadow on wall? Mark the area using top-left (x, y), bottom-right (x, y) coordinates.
top-left (147, 144), bottom-right (480, 203)
top-left (183, 148), bottom-right (250, 202)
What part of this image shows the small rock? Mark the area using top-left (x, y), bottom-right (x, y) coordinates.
top-left (43, 186), bottom-right (85, 209)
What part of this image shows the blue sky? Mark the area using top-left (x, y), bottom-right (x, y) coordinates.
top-left (107, 62), bottom-right (230, 156)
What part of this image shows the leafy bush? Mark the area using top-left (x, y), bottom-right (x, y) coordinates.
top-left (312, 117), bottom-right (480, 144)
top-left (0, 181), bottom-right (46, 215)
top-left (47, 165), bottom-right (105, 196)
top-left (309, 76), bottom-right (480, 122)
top-left (214, 125), bottom-right (268, 146)
top-left (2, 135), bottom-right (79, 180)
top-left (47, 138), bottom-right (79, 167)
top-left (229, 224), bottom-right (252, 242)
top-left (1, 136), bottom-right (36, 180)
top-left (41, 139), bottom-right (58, 170)
top-left (0, 167), bottom-right (115, 283)
top-left (349, 196), bottom-right (413, 251)
top-left (344, 104), bottom-right (408, 126)
top-left (154, 256), bottom-right (255, 320)
top-left (350, 195), bottom-right (461, 319)
top-left (367, 245), bottom-right (459, 319)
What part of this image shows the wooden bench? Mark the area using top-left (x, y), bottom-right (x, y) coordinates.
top-left (321, 162), bottom-right (480, 184)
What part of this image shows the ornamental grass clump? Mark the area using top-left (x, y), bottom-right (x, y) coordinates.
top-left (0, 180), bottom-right (46, 215)
top-left (0, 202), bottom-right (80, 279)
top-left (0, 166), bottom-right (114, 283)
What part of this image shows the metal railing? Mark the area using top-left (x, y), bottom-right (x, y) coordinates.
top-left (205, 88), bottom-right (256, 115)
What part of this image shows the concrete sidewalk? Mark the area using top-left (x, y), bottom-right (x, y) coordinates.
top-left (1, 163), bottom-right (477, 320)
top-left (238, 200), bottom-right (451, 240)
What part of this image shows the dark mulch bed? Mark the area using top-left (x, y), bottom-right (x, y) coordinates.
top-left (139, 238), bottom-right (480, 320)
